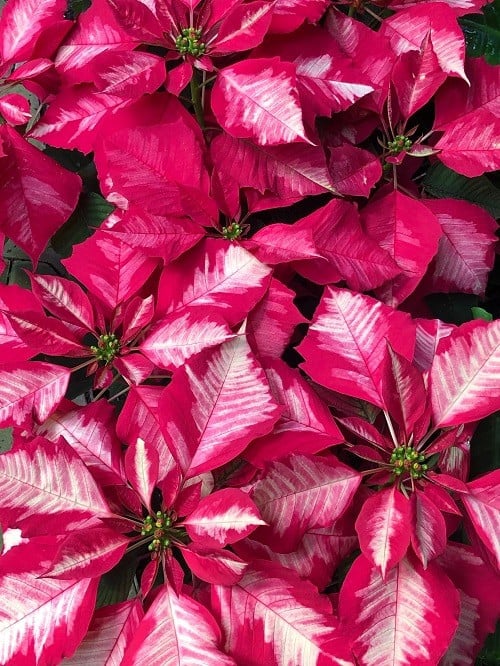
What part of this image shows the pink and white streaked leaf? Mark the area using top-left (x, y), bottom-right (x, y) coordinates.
top-left (55, 0), bottom-right (137, 82)
top-left (210, 133), bottom-right (336, 199)
top-left (429, 319), bottom-right (500, 427)
top-left (0, 0), bottom-right (68, 63)
top-left (156, 239), bottom-right (271, 326)
top-left (422, 199), bottom-right (497, 296)
top-left (35, 399), bottom-right (125, 487)
top-left (65, 599), bottom-right (144, 666)
top-left (116, 386), bottom-right (176, 483)
top-left (391, 32), bottom-right (447, 119)
top-left (294, 199), bottom-right (400, 291)
top-left (124, 437), bottom-right (159, 513)
top-left (246, 278), bottom-right (307, 361)
top-left (63, 233), bottom-right (157, 311)
top-left (121, 583), bottom-right (236, 666)
top-left (29, 86), bottom-right (131, 153)
top-left (244, 359), bottom-right (343, 466)
top-left (91, 50), bottom-right (166, 96)
top-left (245, 223), bottom-right (320, 265)
top-left (435, 109), bottom-right (500, 177)
top-left (159, 333), bottom-right (281, 476)
top-left (327, 143), bottom-right (382, 198)
top-left (102, 208), bottom-right (205, 264)
top-left (209, 560), bottom-right (354, 666)
top-left (29, 274), bottom-right (95, 332)
top-left (439, 543), bottom-right (500, 666)
top-left (410, 490), bottom-right (447, 568)
top-left (297, 286), bottom-right (416, 408)
top-left (0, 361), bottom-right (70, 428)
top-left (0, 94), bottom-right (31, 125)
top-left (236, 526), bottom-right (358, 591)
top-left (461, 470), bottom-right (500, 571)
top-left (251, 454), bottom-right (360, 553)
top-left (355, 486), bottom-right (412, 579)
top-left (181, 545), bottom-right (248, 585)
top-left (339, 554), bottom-right (460, 666)
top-left (0, 570), bottom-right (98, 666)
top-left (43, 526), bottom-right (129, 579)
top-left (139, 308), bottom-right (234, 371)
top-left (413, 318), bottom-right (455, 373)
top-left (361, 189), bottom-right (442, 306)
top-left (0, 125), bottom-right (81, 264)
top-left (213, 0), bottom-right (275, 54)
top-left (381, 345), bottom-right (427, 439)
top-left (270, 0), bottom-right (329, 33)
top-left (211, 59), bottom-right (311, 146)
top-left (0, 437), bottom-right (112, 535)
top-left (381, 3), bottom-right (468, 81)
top-left (183, 488), bottom-right (266, 548)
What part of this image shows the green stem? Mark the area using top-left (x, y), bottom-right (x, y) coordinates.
top-left (348, 5), bottom-right (356, 17)
top-left (190, 71), bottom-right (205, 129)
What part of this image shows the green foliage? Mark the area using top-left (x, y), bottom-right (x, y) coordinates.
top-left (64, 0), bottom-right (91, 20)
top-left (423, 164), bottom-right (500, 219)
top-left (460, 0), bottom-right (500, 65)
top-left (96, 552), bottom-right (138, 608)
top-left (51, 192), bottom-right (115, 258)
top-left (471, 306), bottom-right (494, 321)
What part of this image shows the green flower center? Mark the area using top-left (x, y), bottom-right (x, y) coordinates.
top-left (221, 222), bottom-right (243, 240)
top-left (141, 511), bottom-right (187, 553)
top-left (388, 135), bottom-right (412, 154)
top-left (390, 446), bottom-right (428, 480)
top-left (175, 27), bottom-right (206, 57)
top-left (90, 333), bottom-right (120, 364)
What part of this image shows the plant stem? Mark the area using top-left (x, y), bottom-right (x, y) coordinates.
top-left (190, 70), bottom-right (205, 129)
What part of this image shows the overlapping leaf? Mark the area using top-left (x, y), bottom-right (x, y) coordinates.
top-left (122, 584), bottom-right (236, 666)
top-left (66, 600), bottom-right (144, 666)
top-left (0, 437), bottom-right (111, 535)
top-left (159, 333), bottom-right (281, 476)
top-left (429, 319), bottom-right (500, 427)
top-left (251, 454), bottom-right (360, 552)
top-left (209, 560), bottom-right (354, 666)
top-left (297, 287), bottom-right (416, 407)
top-left (339, 554), bottom-right (460, 665)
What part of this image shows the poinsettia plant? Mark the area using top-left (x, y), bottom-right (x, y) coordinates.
top-left (0, 0), bottom-right (499, 663)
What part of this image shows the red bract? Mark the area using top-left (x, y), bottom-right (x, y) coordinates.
top-left (0, 0), bottom-right (499, 663)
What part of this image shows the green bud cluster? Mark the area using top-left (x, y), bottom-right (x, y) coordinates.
top-left (175, 27), bottom-right (206, 57)
top-left (90, 333), bottom-right (120, 364)
top-left (221, 222), bottom-right (243, 240)
top-left (388, 135), bottom-right (412, 154)
top-left (142, 510), bottom-right (174, 553)
top-left (390, 445), bottom-right (428, 479)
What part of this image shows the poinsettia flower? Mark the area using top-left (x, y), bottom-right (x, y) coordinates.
top-left (108, 0), bottom-right (274, 82)
top-left (3, 264), bottom-right (158, 389)
top-left (43, 435), bottom-right (266, 594)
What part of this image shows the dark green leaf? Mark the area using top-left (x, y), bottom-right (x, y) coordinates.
top-left (423, 164), bottom-right (500, 218)
top-left (477, 621), bottom-right (500, 664)
top-left (459, 0), bottom-right (500, 64)
top-left (426, 293), bottom-right (479, 325)
top-left (51, 192), bottom-right (115, 258)
top-left (96, 551), bottom-right (137, 608)
top-left (64, 0), bottom-right (91, 20)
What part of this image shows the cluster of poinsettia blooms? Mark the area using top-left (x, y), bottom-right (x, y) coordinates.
top-left (0, 0), bottom-right (499, 663)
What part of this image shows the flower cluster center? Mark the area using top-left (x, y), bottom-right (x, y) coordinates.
top-left (175, 27), bottom-right (206, 57)
top-left (390, 446), bottom-right (428, 479)
top-left (142, 510), bottom-right (175, 552)
top-left (90, 333), bottom-right (120, 364)
top-left (388, 135), bottom-right (412, 153)
top-left (221, 222), bottom-right (243, 240)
